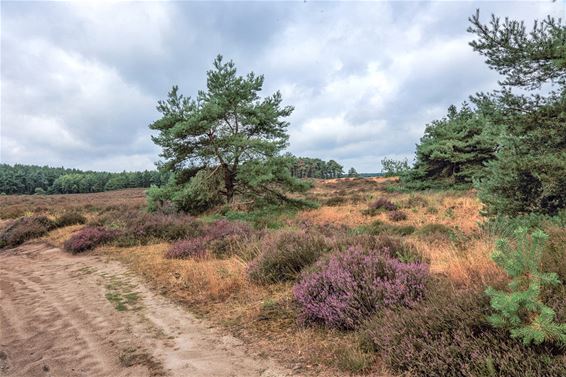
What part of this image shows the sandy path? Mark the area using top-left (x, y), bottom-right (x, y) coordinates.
top-left (0, 242), bottom-right (290, 377)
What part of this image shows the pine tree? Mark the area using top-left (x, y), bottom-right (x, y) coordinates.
top-left (469, 11), bottom-right (566, 216)
top-left (149, 55), bottom-right (308, 212)
top-left (485, 227), bottom-right (566, 346)
top-left (404, 102), bottom-right (498, 188)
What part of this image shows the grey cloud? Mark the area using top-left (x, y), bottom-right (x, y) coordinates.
top-left (1, 1), bottom-right (564, 173)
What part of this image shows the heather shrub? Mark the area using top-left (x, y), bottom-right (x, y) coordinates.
top-left (165, 237), bottom-right (210, 259)
top-left (337, 234), bottom-right (425, 264)
top-left (364, 286), bottom-right (566, 377)
top-left (56, 211), bottom-right (87, 227)
top-left (325, 196), bottom-right (347, 206)
top-left (388, 210), bottom-right (407, 222)
top-left (248, 230), bottom-right (333, 284)
top-left (205, 219), bottom-right (252, 239)
top-left (401, 195), bottom-right (429, 208)
top-left (293, 246), bottom-right (429, 329)
top-left (121, 212), bottom-right (202, 244)
top-left (362, 197), bottom-right (397, 216)
top-left (64, 226), bottom-right (118, 254)
top-left (360, 220), bottom-right (416, 237)
top-left (0, 216), bottom-right (56, 249)
top-left (416, 223), bottom-right (455, 239)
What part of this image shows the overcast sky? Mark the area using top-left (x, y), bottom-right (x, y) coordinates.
top-left (1, 1), bottom-right (563, 173)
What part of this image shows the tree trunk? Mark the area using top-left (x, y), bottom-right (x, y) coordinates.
top-left (224, 168), bottom-right (235, 203)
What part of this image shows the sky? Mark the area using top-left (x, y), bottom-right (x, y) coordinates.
top-left (1, 1), bottom-right (564, 173)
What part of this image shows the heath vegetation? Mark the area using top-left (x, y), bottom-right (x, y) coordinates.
top-left (1, 10), bottom-right (565, 377)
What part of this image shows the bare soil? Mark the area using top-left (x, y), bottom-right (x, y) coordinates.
top-left (0, 242), bottom-right (290, 377)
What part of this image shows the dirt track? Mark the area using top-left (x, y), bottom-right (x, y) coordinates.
top-left (0, 243), bottom-right (289, 377)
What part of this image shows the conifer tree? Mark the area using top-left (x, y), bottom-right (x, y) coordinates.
top-left (404, 102), bottom-right (498, 188)
top-left (149, 55), bottom-right (308, 212)
top-left (485, 228), bottom-right (566, 346)
top-left (469, 11), bottom-right (566, 216)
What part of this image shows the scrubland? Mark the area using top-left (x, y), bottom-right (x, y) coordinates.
top-left (1, 178), bottom-right (564, 376)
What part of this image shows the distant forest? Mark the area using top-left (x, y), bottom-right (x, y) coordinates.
top-left (1, 156), bottom-right (353, 195)
top-left (0, 164), bottom-right (171, 195)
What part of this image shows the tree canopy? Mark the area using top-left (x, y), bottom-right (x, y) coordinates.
top-left (404, 11), bottom-right (565, 217)
top-left (0, 164), bottom-right (168, 195)
top-left (149, 55), bottom-right (308, 213)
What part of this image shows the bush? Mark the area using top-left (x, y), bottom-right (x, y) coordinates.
top-left (416, 223), bottom-right (455, 238)
top-left (293, 246), bottom-right (429, 329)
top-left (121, 212), bottom-right (202, 244)
top-left (204, 219), bottom-right (252, 239)
top-left (64, 226), bottom-right (118, 253)
top-left (364, 286), bottom-right (566, 377)
top-left (325, 196), bottom-right (347, 207)
top-left (401, 195), bottom-right (429, 208)
top-left (359, 220), bottom-right (416, 236)
top-left (248, 230), bottom-right (333, 284)
top-left (165, 237), bottom-right (210, 259)
top-left (337, 234), bottom-right (425, 264)
top-left (388, 210), bottom-right (407, 222)
top-left (362, 197), bottom-right (397, 216)
top-left (55, 212), bottom-right (87, 227)
top-left (0, 216), bottom-right (56, 249)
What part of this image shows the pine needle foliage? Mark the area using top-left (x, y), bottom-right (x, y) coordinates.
top-left (485, 227), bottom-right (566, 346)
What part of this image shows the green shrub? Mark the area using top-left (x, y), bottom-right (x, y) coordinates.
top-left (364, 284), bottom-right (566, 377)
top-left (248, 230), bottom-right (333, 284)
top-left (485, 228), bottom-right (566, 346)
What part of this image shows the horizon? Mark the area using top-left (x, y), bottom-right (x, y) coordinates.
top-left (1, 1), bottom-right (564, 172)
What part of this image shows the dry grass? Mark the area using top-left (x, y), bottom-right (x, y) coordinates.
top-left (96, 243), bottom-right (360, 376)
top-left (3, 178), bottom-right (503, 376)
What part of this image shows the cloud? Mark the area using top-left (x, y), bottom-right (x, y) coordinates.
top-left (1, 1), bottom-right (564, 172)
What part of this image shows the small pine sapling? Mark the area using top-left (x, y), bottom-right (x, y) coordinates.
top-left (485, 227), bottom-right (566, 345)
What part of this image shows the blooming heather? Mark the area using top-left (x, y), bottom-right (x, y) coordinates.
top-left (293, 246), bottom-right (428, 329)
top-left (64, 226), bottom-right (118, 253)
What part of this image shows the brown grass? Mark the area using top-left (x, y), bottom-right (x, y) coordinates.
top-left (4, 178), bottom-right (502, 376)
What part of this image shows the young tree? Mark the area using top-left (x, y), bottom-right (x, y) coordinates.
top-left (469, 11), bottom-right (566, 216)
top-left (149, 55), bottom-right (308, 212)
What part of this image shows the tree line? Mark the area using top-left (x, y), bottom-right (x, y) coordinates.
top-left (287, 156), bottom-right (344, 179)
top-left (0, 164), bottom-right (170, 195)
top-left (401, 11), bottom-right (565, 217)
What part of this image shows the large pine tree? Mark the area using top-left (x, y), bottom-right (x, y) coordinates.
top-left (404, 101), bottom-right (499, 189)
top-left (149, 56), bottom-right (308, 213)
top-left (469, 11), bottom-right (566, 216)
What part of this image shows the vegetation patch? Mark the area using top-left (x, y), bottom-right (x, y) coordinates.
top-left (364, 285), bottom-right (566, 377)
top-left (294, 246), bottom-right (429, 329)
top-left (0, 216), bottom-right (56, 249)
top-left (248, 230), bottom-right (333, 284)
top-left (64, 226), bottom-right (118, 253)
